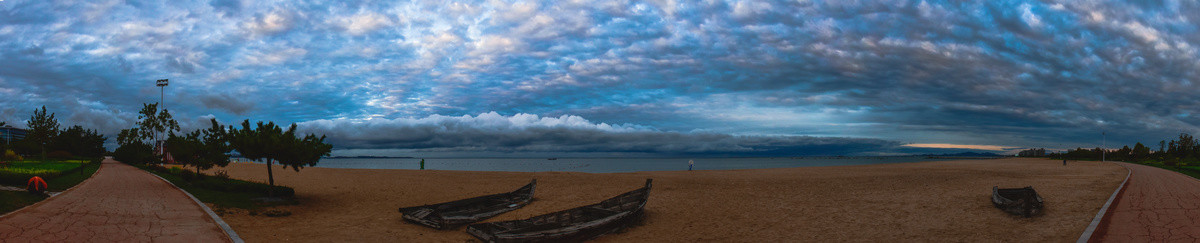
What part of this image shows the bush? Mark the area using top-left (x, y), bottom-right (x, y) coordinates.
top-left (1165, 158), bottom-right (1180, 166)
top-left (190, 178), bottom-right (295, 198)
top-left (3, 150), bottom-right (22, 161)
top-left (46, 151), bottom-right (73, 160)
top-left (179, 169), bottom-right (206, 181)
top-left (113, 143), bottom-right (156, 165)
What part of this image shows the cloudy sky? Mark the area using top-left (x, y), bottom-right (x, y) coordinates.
top-left (1, 0), bottom-right (1197, 157)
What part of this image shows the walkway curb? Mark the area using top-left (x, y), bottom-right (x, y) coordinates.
top-left (146, 172), bottom-right (245, 243)
top-left (1076, 162), bottom-right (1132, 243)
top-left (0, 161), bottom-right (104, 220)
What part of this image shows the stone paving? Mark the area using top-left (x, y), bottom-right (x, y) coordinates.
top-left (1094, 162), bottom-right (1200, 242)
top-left (0, 158), bottom-right (230, 242)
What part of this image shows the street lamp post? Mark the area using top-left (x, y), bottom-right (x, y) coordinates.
top-left (157, 79), bottom-right (168, 111)
top-left (1102, 131), bottom-right (1106, 162)
top-left (156, 79), bottom-right (168, 160)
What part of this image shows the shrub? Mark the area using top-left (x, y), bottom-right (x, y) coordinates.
top-left (146, 165), bottom-right (170, 173)
top-left (3, 150), bottom-right (22, 161)
top-left (189, 178), bottom-right (295, 198)
top-left (179, 169), bottom-right (206, 181)
top-left (262, 209), bottom-right (292, 217)
top-left (113, 142), bottom-right (156, 165)
top-left (1165, 158), bottom-right (1180, 166)
top-left (213, 170), bottom-right (230, 180)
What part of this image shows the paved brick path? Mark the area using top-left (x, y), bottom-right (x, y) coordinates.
top-left (1094, 163), bottom-right (1200, 242)
top-left (0, 159), bottom-right (230, 242)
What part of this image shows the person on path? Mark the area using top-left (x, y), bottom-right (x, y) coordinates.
top-left (420, 159), bottom-right (425, 170)
top-left (688, 159), bottom-right (694, 171)
top-left (1063, 159), bottom-right (1067, 166)
top-left (27, 176), bottom-right (47, 194)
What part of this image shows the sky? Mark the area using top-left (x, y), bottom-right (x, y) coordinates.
top-left (1, 0), bottom-right (1198, 157)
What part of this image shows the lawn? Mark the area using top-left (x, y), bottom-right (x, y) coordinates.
top-left (0, 161), bottom-right (101, 215)
top-left (1141, 163), bottom-right (1200, 181)
top-left (45, 162), bottom-right (102, 191)
top-left (0, 191), bottom-right (45, 215)
top-left (2, 160), bottom-right (87, 173)
top-left (0, 160), bottom-right (90, 186)
top-left (140, 166), bottom-right (296, 209)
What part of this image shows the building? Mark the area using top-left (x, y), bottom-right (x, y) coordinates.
top-left (1, 125), bottom-right (26, 144)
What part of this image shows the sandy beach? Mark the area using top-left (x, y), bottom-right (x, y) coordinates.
top-left (200, 158), bottom-right (1124, 242)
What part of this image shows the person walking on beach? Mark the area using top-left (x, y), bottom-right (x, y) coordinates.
top-left (420, 159), bottom-right (425, 170)
top-left (688, 159), bottom-right (694, 171)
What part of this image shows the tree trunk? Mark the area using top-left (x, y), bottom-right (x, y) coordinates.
top-left (267, 159), bottom-right (275, 197)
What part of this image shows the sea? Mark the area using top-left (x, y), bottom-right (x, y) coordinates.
top-left (297, 156), bottom-right (990, 173)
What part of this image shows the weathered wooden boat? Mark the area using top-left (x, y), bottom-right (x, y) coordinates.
top-left (398, 179), bottom-right (536, 229)
top-left (992, 186), bottom-right (1043, 217)
top-left (467, 179), bottom-right (652, 242)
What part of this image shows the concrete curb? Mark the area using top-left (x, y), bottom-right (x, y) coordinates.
top-left (0, 161), bottom-right (104, 220)
top-left (145, 172), bottom-right (245, 243)
top-left (1076, 162), bottom-right (1132, 243)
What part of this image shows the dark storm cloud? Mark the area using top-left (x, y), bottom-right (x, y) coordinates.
top-left (2, 0), bottom-right (1199, 154)
top-left (196, 93), bottom-right (255, 115)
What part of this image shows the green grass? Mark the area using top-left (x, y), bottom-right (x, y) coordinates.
top-left (0, 191), bottom-right (46, 215)
top-left (0, 161), bottom-right (100, 215)
top-left (0, 160), bottom-right (96, 187)
top-left (45, 162), bottom-right (101, 191)
top-left (1172, 166), bottom-right (1200, 180)
top-left (2, 161), bottom-right (85, 173)
top-left (1139, 163), bottom-right (1200, 181)
top-left (141, 168), bottom-right (296, 210)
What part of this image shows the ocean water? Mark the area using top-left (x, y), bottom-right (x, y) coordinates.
top-left (305, 157), bottom-right (976, 173)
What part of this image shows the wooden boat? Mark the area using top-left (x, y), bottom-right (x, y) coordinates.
top-left (467, 179), bottom-right (652, 242)
top-left (992, 186), bottom-right (1043, 217)
top-left (398, 179), bottom-right (536, 229)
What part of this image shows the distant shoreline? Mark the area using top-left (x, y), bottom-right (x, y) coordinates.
top-left (323, 156), bottom-right (414, 159)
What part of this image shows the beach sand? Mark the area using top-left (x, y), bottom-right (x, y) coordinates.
top-left (200, 158), bottom-right (1124, 242)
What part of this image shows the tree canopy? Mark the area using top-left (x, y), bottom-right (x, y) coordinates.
top-left (25, 106), bottom-right (59, 149)
top-left (166, 119), bottom-right (232, 172)
top-left (113, 103), bottom-right (181, 165)
top-left (136, 103), bottom-right (179, 143)
top-left (50, 125), bottom-right (107, 158)
top-left (1046, 133), bottom-right (1200, 166)
top-left (24, 106), bottom-right (60, 160)
top-left (229, 120), bottom-right (332, 196)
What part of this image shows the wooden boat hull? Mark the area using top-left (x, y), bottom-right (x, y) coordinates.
top-left (399, 179), bottom-right (536, 229)
top-left (467, 179), bottom-right (652, 243)
top-left (992, 186), bottom-right (1043, 217)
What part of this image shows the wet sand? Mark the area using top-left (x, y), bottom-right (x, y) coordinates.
top-left (203, 158), bottom-right (1124, 242)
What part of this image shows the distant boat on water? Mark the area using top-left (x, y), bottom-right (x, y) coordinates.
top-left (547, 158), bottom-right (558, 160)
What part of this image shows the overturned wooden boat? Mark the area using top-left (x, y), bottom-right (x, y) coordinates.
top-left (398, 179), bottom-right (536, 229)
top-left (467, 179), bottom-right (652, 242)
top-left (992, 186), bottom-right (1043, 217)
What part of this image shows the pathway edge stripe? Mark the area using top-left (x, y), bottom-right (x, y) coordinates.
top-left (146, 172), bottom-right (245, 243)
top-left (0, 161), bottom-right (105, 220)
top-left (1076, 162), bottom-right (1132, 243)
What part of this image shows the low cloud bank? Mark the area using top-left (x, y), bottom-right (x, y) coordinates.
top-left (297, 112), bottom-right (905, 157)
